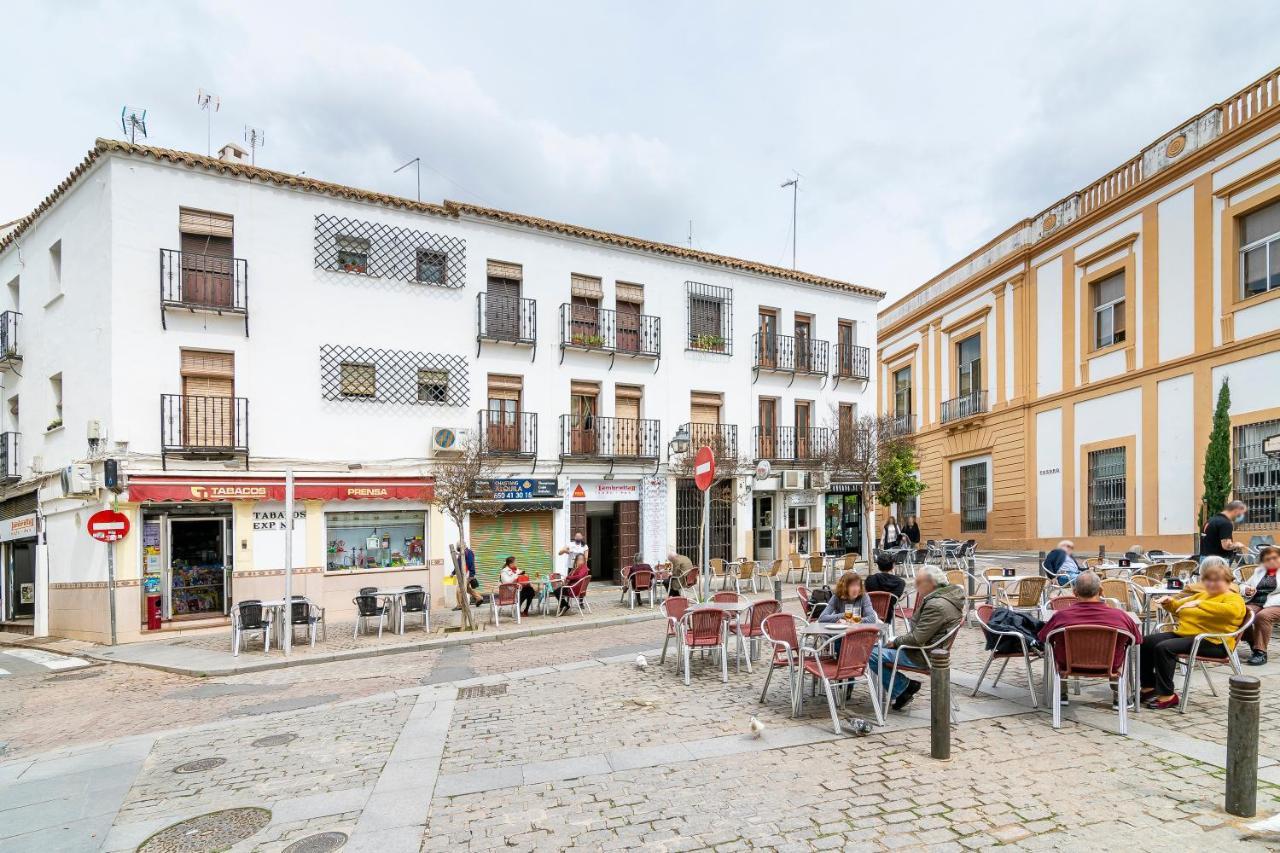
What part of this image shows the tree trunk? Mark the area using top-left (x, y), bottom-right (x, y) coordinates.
top-left (453, 521), bottom-right (476, 631)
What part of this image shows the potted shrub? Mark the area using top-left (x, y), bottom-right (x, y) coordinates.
top-left (46, 418), bottom-right (63, 431)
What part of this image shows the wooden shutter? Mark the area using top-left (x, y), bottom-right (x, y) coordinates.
top-left (616, 501), bottom-right (640, 582)
top-left (615, 396), bottom-right (640, 421)
top-left (571, 274), bottom-right (603, 299)
top-left (487, 260), bottom-right (522, 280)
top-left (690, 296), bottom-right (721, 338)
top-left (616, 282), bottom-right (644, 304)
top-left (487, 374), bottom-right (523, 400)
top-left (570, 502), bottom-right (587, 549)
top-left (179, 208), bottom-right (234, 239)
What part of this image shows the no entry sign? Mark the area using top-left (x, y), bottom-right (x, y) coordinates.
top-left (87, 509), bottom-right (131, 542)
top-left (693, 445), bottom-right (716, 491)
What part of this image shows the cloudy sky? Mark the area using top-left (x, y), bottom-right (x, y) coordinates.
top-left (3, 2), bottom-right (1278, 303)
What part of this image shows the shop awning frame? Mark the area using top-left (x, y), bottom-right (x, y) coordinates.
top-left (126, 475), bottom-right (434, 503)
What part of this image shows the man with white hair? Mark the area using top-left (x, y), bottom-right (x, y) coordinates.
top-left (665, 549), bottom-right (694, 596)
top-left (1044, 540), bottom-right (1082, 586)
top-left (867, 565), bottom-right (965, 710)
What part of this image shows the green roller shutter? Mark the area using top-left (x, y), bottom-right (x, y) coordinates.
top-left (469, 511), bottom-right (554, 588)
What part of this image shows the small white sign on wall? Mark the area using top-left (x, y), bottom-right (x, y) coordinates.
top-left (251, 504), bottom-right (308, 570)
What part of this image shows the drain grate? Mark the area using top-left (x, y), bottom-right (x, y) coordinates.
top-left (457, 683), bottom-right (508, 700)
top-left (173, 757), bottom-right (227, 774)
top-left (252, 732), bottom-right (299, 748)
top-left (137, 807), bottom-right (271, 852)
top-left (283, 831), bottom-right (349, 853)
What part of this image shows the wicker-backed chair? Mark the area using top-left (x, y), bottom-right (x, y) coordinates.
top-left (840, 553), bottom-right (859, 574)
top-left (799, 624), bottom-right (884, 731)
top-left (1044, 624), bottom-right (1136, 734)
top-left (288, 596), bottom-right (326, 647)
top-left (400, 589), bottom-right (429, 633)
top-left (764, 559), bottom-right (785, 587)
top-left (1099, 578), bottom-right (1136, 613)
top-left (866, 591), bottom-right (897, 624)
top-left (627, 567), bottom-right (656, 609)
top-left (883, 621), bottom-right (963, 721)
top-left (735, 560), bottom-right (758, 595)
top-left (711, 591), bottom-right (744, 604)
top-left (358, 586), bottom-right (379, 596)
top-left (659, 596), bottom-right (691, 666)
top-left (784, 553), bottom-right (805, 585)
top-left (804, 555), bottom-right (825, 586)
top-left (679, 609), bottom-right (729, 685)
top-left (1048, 595), bottom-right (1078, 612)
top-left (971, 603), bottom-right (1041, 707)
top-left (559, 576), bottom-right (592, 616)
top-left (1175, 611), bottom-right (1254, 713)
top-left (797, 585), bottom-right (812, 619)
top-left (709, 558), bottom-right (729, 590)
top-left (1168, 559), bottom-right (1199, 579)
top-left (760, 612), bottom-right (807, 714)
top-left (1000, 576), bottom-right (1048, 613)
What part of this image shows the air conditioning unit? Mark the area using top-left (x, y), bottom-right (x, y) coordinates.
top-left (809, 471), bottom-right (830, 490)
top-left (60, 463), bottom-right (95, 496)
top-left (431, 426), bottom-right (468, 456)
top-left (781, 470), bottom-right (805, 490)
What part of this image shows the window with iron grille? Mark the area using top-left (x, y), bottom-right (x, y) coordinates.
top-left (322, 345), bottom-right (468, 406)
top-left (1234, 419), bottom-right (1280, 527)
top-left (959, 462), bottom-right (987, 532)
top-left (1087, 447), bottom-right (1127, 535)
top-left (314, 214), bottom-right (466, 287)
top-left (1240, 198), bottom-right (1280, 300)
top-left (686, 281), bottom-right (733, 355)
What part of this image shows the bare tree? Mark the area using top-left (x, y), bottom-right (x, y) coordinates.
top-left (430, 434), bottom-right (499, 631)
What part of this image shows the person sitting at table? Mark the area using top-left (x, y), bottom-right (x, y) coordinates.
top-left (1036, 571), bottom-right (1140, 708)
top-left (865, 552), bottom-right (906, 608)
top-left (500, 556), bottom-right (537, 616)
top-left (818, 572), bottom-right (878, 625)
top-left (868, 565), bottom-right (965, 710)
top-left (882, 516), bottom-right (902, 549)
top-left (1044, 540), bottom-right (1083, 586)
top-left (557, 553), bottom-right (591, 614)
top-left (665, 549), bottom-right (693, 596)
top-left (1241, 545), bottom-right (1280, 666)
top-left (1139, 557), bottom-right (1246, 710)
top-left (1126, 544), bottom-right (1150, 563)
top-left (901, 516), bottom-right (921, 547)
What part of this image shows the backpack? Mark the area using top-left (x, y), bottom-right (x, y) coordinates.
top-left (807, 585), bottom-right (834, 619)
top-left (985, 607), bottom-right (1044, 654)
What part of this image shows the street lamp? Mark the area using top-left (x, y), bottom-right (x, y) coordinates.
top-left (668, 425), bottom-right (691, 457)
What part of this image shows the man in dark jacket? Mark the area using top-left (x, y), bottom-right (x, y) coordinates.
top-left (865, 553), bottom-right (906, 608)
top-left (1044, 540), bottom-right (1083, 586)
top-left (868, 565), bottom-right (965, 709)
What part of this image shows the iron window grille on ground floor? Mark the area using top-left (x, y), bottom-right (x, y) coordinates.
top-left (1087, 446), bottom-right (1127, 536)
top-left (676, 478), bottom-right (733, 564)
top-left (1234, 419), bottom-right (1280, 527)
top-left (959, 462), bottom-right (988, 533)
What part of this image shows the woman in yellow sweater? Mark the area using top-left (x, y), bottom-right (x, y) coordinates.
top-left (1139, 557), bottom-right (1247, 709)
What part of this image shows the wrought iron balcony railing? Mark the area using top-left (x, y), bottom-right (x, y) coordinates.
top-left (681, 422), bottom-right (738, 461)
top-left (940, 389), bottom-right (988, 424)
top-left (754, 426), bottom-right (830, 463)
top-left (160, 394), bottom-right (249, 469)
top-left (0, 311), bottom-right (20, 369)
top-left (479, 409), bottom-right (537, 457)
top-left (558, 304), bottom-right (660, 360)
top-left (559, 415), bottom-right (661, 460)
top-left (476, 293), bottom-right (537, 347)
top-left (753, 333), bottom-right (829, 376)
top-left (160, 249), bottom-right (249, 335)
top-left (0, 432), bottom-right (18, 483)
top-left (835, 343), bottom-right (870, 381)
top-left (889, 413), bottom-right (915, 435)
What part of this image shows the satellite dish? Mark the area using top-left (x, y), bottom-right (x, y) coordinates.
top-left (755, 459), bottom-right (772, 480)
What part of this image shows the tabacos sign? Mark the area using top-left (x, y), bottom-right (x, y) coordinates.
top-left (569, 480), bottom-right (640, 501)
top-left (190, 484), bottom-right (271, 500)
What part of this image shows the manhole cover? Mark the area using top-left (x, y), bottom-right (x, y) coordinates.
top-left (137, 807), bottom-right (271, 852)
top-left (458, 683), bottom-right (507, 700)
top-left (173, 757), bottom-right (226, 774)
top-left (252, 732), bottom-right (298, 747)
top-left (283, 831), bottom-right (348, 853)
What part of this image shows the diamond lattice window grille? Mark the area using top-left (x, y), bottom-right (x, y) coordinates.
top-left (321, 345), bottom-right (469, 407)
top-left (314, 215), bottom-right (466, 287)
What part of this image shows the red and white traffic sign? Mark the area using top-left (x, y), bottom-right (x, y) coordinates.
top-left (87, 509), bottom-right (131, 542)
top-left (693, 445), bottom-right (716, 491)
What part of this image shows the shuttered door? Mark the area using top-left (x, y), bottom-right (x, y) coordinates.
top-left (570, 502), bottom-right (587, 564)
top-left (616, 299), bottom-right (641, 352)
top-left (469, 511), bottom-right (553, 588)
top-left (486, 278), bottom-right (520, 341)
top-left (180, 211), bottom-right (234, 307)
top-left (181, 350), bottom-right (234, 447)
top-left (616, 501), bottom-right (640, 582)
top-left (615, 394), bottom-right (640, 456)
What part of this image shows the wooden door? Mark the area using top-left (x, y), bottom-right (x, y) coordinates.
top-left (181, 350), bottom-right (234, 447)
top-left (615, 394), bottom-right (640, 456)
top-left (570, 392), bottom-right (597, 455)
top-left (758, 398), bottom-right (777, 458)
top-left (570, 296), bottom-right (600, 345)
top-left (795, 402), bottom-right (812, 460)
top-left (757, 311), bottom-right (777, 367)
top-left (616, 300), bottom-right (641, 352)
top-left (616, 501), bottom-right (640, 583)
top-left (794, 316), bottom-right (812, 371)
top-left (487, 397), bottom-right (518, 452)
top-left (569, 501), bottom-right (587, 571)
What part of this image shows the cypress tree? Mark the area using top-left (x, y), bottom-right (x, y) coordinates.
top-left (1202, 378), bottom-right (1233, 518)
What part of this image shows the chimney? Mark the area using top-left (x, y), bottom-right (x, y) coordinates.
top-left (217, 142), bottom-right (250, 163)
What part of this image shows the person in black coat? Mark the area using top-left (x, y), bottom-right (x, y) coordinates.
top-left (901, 516), bottom-right (921, 547)
top-left (865, 552), bottom-right (906, 610)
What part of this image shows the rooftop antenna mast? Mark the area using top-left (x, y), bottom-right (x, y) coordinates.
top-left (780, 171), bottom-right (800, 269)
top-left (244, 125), bottom-right (265, 166)
top-left (196, 88), bottom-right (220, 156)
top-left (120, 106), bottom-right (148, 144)
top-left (687, 220), bottom-right (693, 248)
top-left (395, 157), bottom-right (421, 202)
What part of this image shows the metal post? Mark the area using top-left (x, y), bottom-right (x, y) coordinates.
top-left (1098, 544), bottom-right (1105, 561)
top-left (1226, 675), bottom-right (1260, 817)
top-left (283, 468), bottom-right (294, 656)
top-left (106, 540), bottom-right (118, 646)
top-left (773, 577), bottom-right (783, 603)
top-left (930, 649), bottom-right (951, 760)
top-left (701, 486), bottom-right (711, 601)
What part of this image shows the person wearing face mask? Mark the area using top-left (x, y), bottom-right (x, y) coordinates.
top-left (558, 532), bottom-right (590, 574)
top-left (1241, 546), bottom-right (1280, 666)
top-left (1201, 500), bottom-right (1248, 563)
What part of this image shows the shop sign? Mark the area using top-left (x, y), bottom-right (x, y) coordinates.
top-left (472, 479), bottom-right (558, 500)
top-left (127, 477), bottom-right (434, 502)
top-left (825, 482), bottom-right (868, 494)
top-left (570, 480), bottom-right (640, 501)
top-left (252, 503), bottom-right (308, 570)
top-left (0, 513), bottom-right (37, 542)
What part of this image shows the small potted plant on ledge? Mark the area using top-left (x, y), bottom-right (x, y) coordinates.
top-left (46, 418), bottom-right (63, 432)
top-left (691, 334), bottom-right (726, 352)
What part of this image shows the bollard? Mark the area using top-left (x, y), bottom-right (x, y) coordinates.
top-left (773, 578), bottom-right (783, 603)
top-left (929, 648), bottom-right (951, 760)
top-left (1226, 675), bottom-right (1260, 817)
top-left (1098, 544), bottom-right (1106, 561)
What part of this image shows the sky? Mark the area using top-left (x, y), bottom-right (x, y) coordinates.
top-left (3, 1), bottom-right (1279, 305)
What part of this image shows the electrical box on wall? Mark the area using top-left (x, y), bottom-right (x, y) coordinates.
top-left (60, 463), bottom-right (95, 496)
top-left (782, 470), bottom-right (805, 490)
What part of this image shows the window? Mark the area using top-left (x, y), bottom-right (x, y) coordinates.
top-left (325, 510), bottom-right (426, 570)
top-left (415, 249), bottom-right (447, 285)
top-left (1240, 198), bottom-right (1280, 300)
top-left (48, 373), bottom-right (62, 430)
top-left (959, 462), bottom-right (987, 532)
top-left (7, 275), bottom-right (19, 312)
top-left (416, 369), bottom-right (448, 404)
top-left (336, 235), bottom-right (370, 273)
top-left (893, 366), bottom-right (912, 417)
top-left (48, 240), bottom-right (62, 300)
top-left (787, 505), bottom-right (813, 554)
top-left (339, 362), bottom-right (376, 397)
top-left (900, 495), bottom-right (919, 519)
top-left (687, 281), bottom-right (732, 353)
top-left (1087, 447), bottom-right (1127, 535)
top-left (956, 334), bottom-right (982, 397)
top-left (1091, 271), bottom-right (1126, 349)
top-left (1234, 419), bottom-right (1280, 526)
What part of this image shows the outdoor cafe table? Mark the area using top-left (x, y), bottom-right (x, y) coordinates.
top-left (1133, 585), bottom-right (1185, 633)
top-left (691, 599), bottom-right (755, 671)
top-left (374, 587), bottom-right (422, 634)
top-left (256, 598), bottom-right (290, 649)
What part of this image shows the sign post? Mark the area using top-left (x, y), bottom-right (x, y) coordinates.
top-left (87, 509), bottom-right (131, 646)
top-left (694, 446), bottom-right (716, 601)
top-left (283, 468), bottom-right (294, 657)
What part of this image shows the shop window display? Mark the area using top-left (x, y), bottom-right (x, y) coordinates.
top-left (326, 510), bottom-right (426, 570)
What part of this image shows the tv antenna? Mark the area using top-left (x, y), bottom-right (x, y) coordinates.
top-left (196, 88), bottom-right (220, 155)
top-left (244, 126), bottom-right (265, 165)
top-left (395, 157), bottom-right (421, 202)
top-left (120, 106), bottom-right (148, 143)
top-left (780, 171), bottom-right (801, 269)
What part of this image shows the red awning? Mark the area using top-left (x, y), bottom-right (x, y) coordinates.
top-left (127, 476), bottom-right (434, 503)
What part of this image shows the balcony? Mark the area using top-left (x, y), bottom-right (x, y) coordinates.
top-left (160, 394), bottom-right (249, 470)
top-left (479, 409), bottom-right (537, 458)
top-left (889, 413), bottom-right (915, 436)
top-left (558, 304), bottom-right (661, 366)
top-left (0, 432), bottom-right (18, 484)
top-left (940, 390), bottom-right (988, 425)
top-left (160, 249), bottom-right (249, 336)
top-left (559, 415), bottom-right (661, 461)
top-left (476, 293), bottom-right (537, 359)
top-left (834, 343), bottom-right (870, 383)
top-left (681, 422), bottom-right (738, 461)
top-left (754, 426), bottom-right (830, 464)
top-left (0, 311), bottom-right (20, 370)
top-left (753, 333), bottom-right (829, 384)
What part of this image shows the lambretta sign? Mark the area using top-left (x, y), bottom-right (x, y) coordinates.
top-left (569, 480), bottom-right (640, 501)
top-left (0, 513), bottom-right (37, 542)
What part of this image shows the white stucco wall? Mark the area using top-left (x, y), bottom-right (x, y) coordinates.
top-left (1035, 407), bottom-right (1063, 539)
top-left (1035, 257), bottom-right (1063, 397)
top-left (1157, 373), bottom-right (1195, 535)
top-left (1157, 186), bottom-right (1196, 362)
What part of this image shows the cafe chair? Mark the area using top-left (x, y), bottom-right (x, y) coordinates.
top-left (660, 596), bottom-right (691, 667)
top-left (678, 609), bottom-right (729, 686)
top-left (799, 624), bottom-right (884, 731)
top-left (760, 612), bottom-right (807, 715)
top-left (627, 566), bottom-right (656, 609)
top-left (971, 604), bottom-right (1041, 707)
top-left (401, 588), bottom-right (430, 633)
top-left (734, 560), bottom-right (758, 595)
top-left (491, 582), bottom-right (522, 626)
top-left (1043, 625), bottom-right (1137, 735)
top-left (231, 600), bottom-right (272, 657)
top-left (1175, 611), bottom-right (1254, 713)
top-left (352, 594), bottom-right (388, 639)
top-left (289, 596), bottom-right (326, 648)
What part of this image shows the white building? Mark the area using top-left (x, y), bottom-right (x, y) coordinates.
top-left (0, 139), bottom-right (881, 642)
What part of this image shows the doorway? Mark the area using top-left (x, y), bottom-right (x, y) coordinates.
top-left (753, 494), bottom-right (775, 561)
top-left (570, 498), bottom-right (640, 583)
top-left (6, 540), bottom-right (34, 619)
top-left (169, 517), bottom-right (230, 619)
